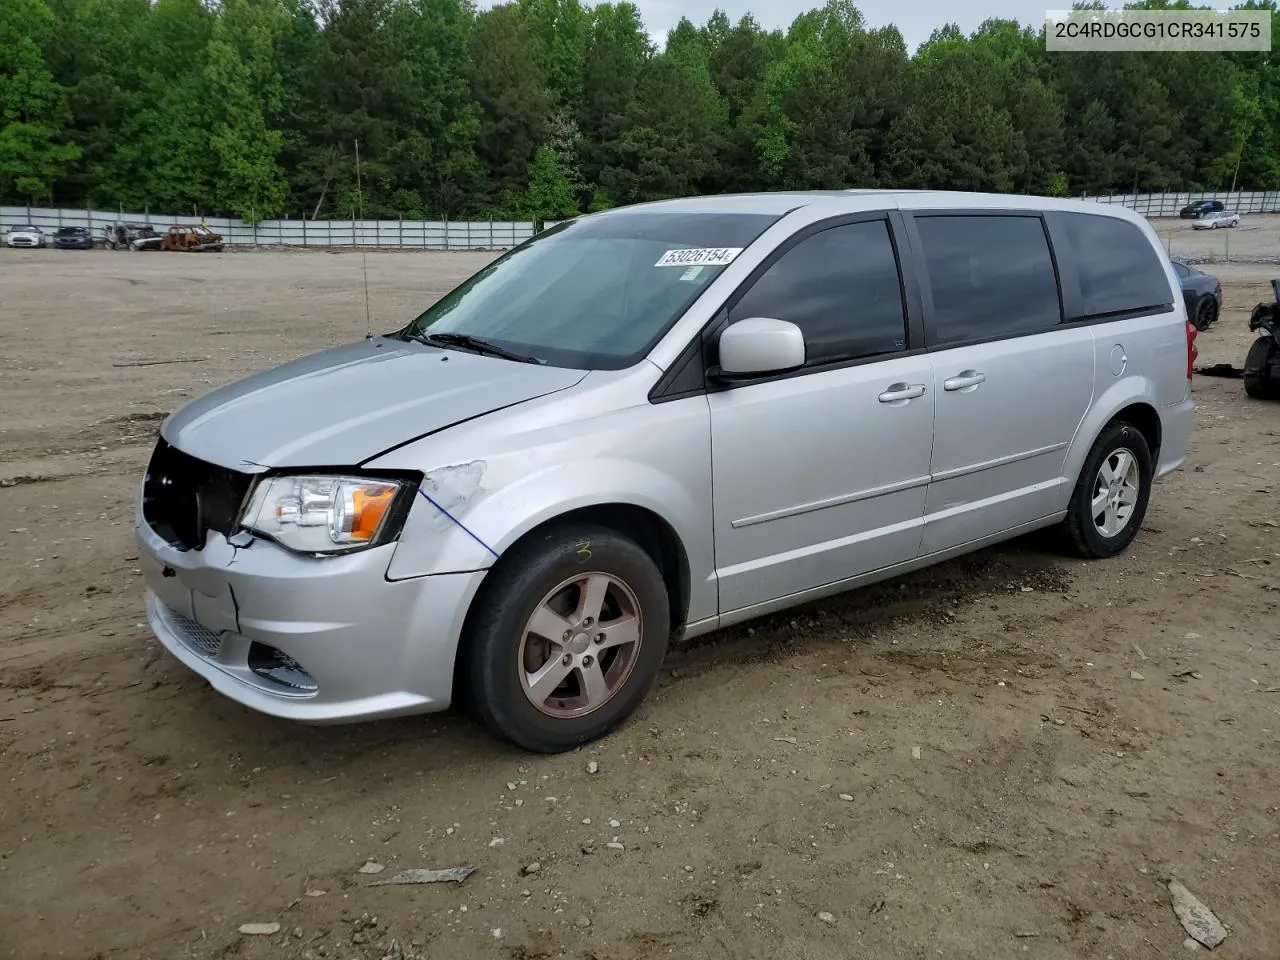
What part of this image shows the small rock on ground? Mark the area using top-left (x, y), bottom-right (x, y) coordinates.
top-left (817, 911), bottom-right (836, 925)
top-left (1169, 880), bottom-right (1228, 949)
top-left (238, 922), bottom-right (280, 936)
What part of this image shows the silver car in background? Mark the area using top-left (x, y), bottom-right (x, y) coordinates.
top-left (1191, 210), bottom-right (1241, 230)
top-left (136, 190), bottom-right (1197, 752)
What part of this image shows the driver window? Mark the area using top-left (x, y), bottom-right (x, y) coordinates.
top-left (728, 220), bottom-right (908, 366)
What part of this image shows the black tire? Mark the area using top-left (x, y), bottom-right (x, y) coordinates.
top-left (462, 523), bottom-right (670, 753)
top-left (1193, 295), bottom-right (1218, 331)
top-left (1061, 421), bottom-right (1154, 559)
top-left (1243, 337), bottom-right (1280, 400)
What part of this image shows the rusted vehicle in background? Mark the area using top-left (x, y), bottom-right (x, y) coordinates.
top-left (105, 222), bottom-right (162, 250)
top-left (162, 224), bottom-right (225, 252)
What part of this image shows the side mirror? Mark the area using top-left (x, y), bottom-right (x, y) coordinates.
top-left (715, 317), bottom-right (806, 379)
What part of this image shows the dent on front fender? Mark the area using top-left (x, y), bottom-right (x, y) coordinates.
top-left (385, 455), bottom-right (711, 588)
top-left (386, 460), bottom-right (498, 579)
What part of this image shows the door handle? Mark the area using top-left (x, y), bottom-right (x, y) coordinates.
top-left (943, 370), bottom-right (986, 391)
top-left (878, 383), bottom-right (927, 403)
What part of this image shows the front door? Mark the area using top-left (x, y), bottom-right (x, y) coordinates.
top-left (708, 216), bottom-right (934, 615)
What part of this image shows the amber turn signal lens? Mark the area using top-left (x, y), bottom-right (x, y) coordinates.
top-left (350, 485), bottom-right (394, 540)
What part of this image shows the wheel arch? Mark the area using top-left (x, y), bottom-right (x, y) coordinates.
top-left (1109, 401), bottom-right (1162, 465)
top-left (1064, 389), bottom-right (1164, 500)
top-left (470, 502), bottom-right (691, 636)
top-left (450, 501), bottom-right (693, 710)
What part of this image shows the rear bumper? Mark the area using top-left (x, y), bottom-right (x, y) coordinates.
top-left (136, 513), bottom-right (487, 722)
top-left (1157, 395), bottom-right (1195, 478)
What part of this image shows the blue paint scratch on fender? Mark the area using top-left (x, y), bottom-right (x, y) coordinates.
top-left (417, 488), bottom-right (500, 560)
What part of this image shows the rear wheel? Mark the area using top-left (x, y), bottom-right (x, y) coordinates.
top-left (1193, 295), bottom-right (1218, 331)
top-left (1061, 422), bottom-right (1153, 559)
top-left (1244, 336), bottom-right (1280, 400)
top-left (462, 523), bottom-right (670, 753)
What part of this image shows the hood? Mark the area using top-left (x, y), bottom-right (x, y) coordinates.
top-left (162, 336), bottom-right (588, 471)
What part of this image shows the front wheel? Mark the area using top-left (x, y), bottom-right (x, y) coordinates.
top-left (1061, 422), bottom-right (1153, 559)
top-left (462, 524), bottom-right (671, 753)
top-left (1244, 336), bottom-right (1280, 400)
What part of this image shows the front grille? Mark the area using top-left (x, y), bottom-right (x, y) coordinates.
top-left (160, 605), bottom-right (224, 658)
top-left (143, 439), bottom-right (254, 551)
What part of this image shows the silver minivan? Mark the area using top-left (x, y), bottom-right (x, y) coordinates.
top-left (136, 190), bottom-right (1198, 752)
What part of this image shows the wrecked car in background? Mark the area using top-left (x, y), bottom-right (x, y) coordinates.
top-left (105, 222), bottom-right (162, 250)
top-left (162, 224), bottom-right (224, 252)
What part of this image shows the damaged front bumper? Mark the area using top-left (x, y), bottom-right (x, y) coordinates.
top-left (135, 512), bottom-right (487, 722)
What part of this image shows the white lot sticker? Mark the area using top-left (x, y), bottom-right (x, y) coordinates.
top-left (655, 247), bottom-right (743, 267)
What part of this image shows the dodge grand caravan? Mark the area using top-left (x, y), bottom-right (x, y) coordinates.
top-left (136, 190), bottom-right (1197, 753)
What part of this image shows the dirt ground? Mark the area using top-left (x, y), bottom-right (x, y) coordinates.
top-left (2, 236), bottom-right (1279, 960)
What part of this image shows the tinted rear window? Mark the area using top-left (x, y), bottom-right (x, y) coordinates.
top-left (1058, 212), bottom-right (1172, 319)
top-left (915, 215), bottom-right (1061, 347)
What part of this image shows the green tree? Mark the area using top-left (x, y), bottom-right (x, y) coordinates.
top-left (578, 2), bottom-right (650, 185)
top-left (521, 147), bottom-right (578, 220)
top-left (600, 21), bottom-right (728, 203)
top-left (204, 0), bottom-right (290, 223)
top-left (469, 3), bottom-right (553, 210)
top-left (0, 0), bottom-right (80, 204)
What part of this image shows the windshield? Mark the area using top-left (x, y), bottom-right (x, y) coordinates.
top-left (56, 227), bottom-right (82, 236)
top-left (404, 210), bottom-right (780, 369)
top-left (13, 225), bottom-right (39, 232)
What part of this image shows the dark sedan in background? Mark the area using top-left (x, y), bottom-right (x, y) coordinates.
top-left (1174, 260), bottom-right (1223, 330)
top-left (1179, 199), bottom-right (1225, 219)
top-left (53, 226), bottom-right (94, 249)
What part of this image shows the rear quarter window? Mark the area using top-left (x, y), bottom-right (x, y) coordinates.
top-left (1057, 212), bottom-right (1173, 319)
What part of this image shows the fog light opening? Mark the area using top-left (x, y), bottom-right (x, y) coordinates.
top-left (248, 642), bottom-right (318, 694)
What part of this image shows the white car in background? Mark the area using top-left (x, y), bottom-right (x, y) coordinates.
top-left (5, 224), bottom-right (47, 248)
top-left (1192, 210), bottom-right (1241, 230)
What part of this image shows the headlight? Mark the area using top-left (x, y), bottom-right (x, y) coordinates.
top-left (240, 475), bottom-right (409, 554)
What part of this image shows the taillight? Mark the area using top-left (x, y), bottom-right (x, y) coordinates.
top-left (1185, 319), bottom-right (1198, 379)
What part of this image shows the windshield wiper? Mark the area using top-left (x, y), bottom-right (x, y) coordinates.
top-left (404, 329), bottom-right (545, 365)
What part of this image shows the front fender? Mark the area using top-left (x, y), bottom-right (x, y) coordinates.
top-left (387, 455), bottom-right (704, 568)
